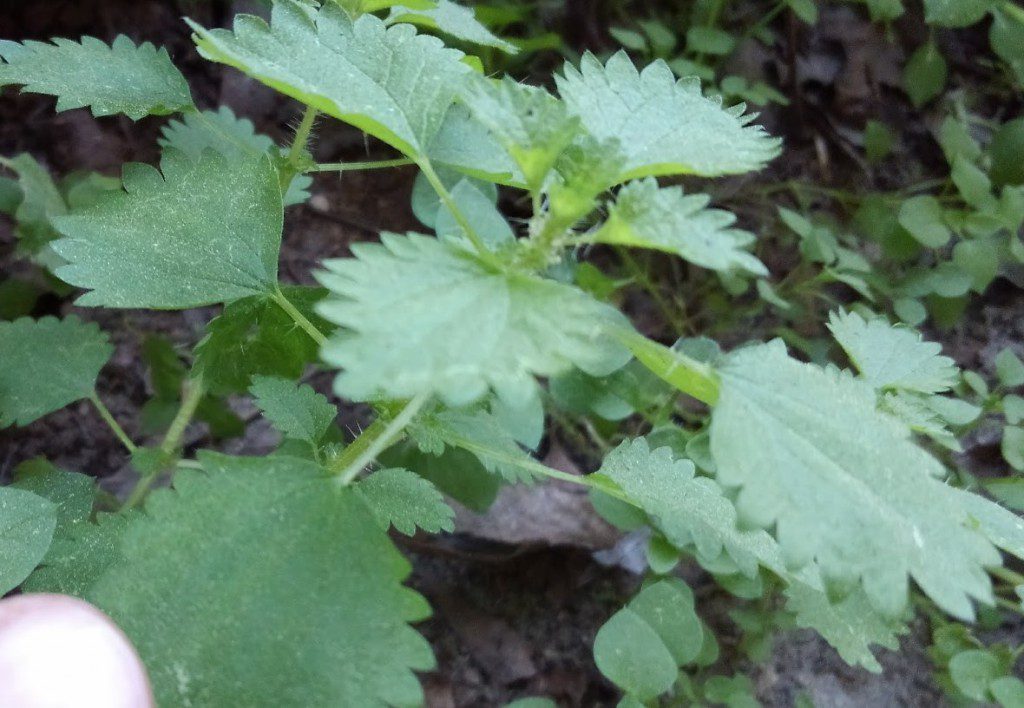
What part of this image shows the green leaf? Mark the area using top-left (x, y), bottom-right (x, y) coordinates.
top-left (316, 233), bottom-right (630, 407)
top-left (785, 584), bottom-right (906, 672)
top-left (435, 178), bottom-right (514, 247)
top-left (194, 286), bottom-right (329, 395)
top-left (949, 649), bottom-right (1003, 701)
top-left (1002, 425), bottom-right (1024, 471)
top-left (189, 2), bottom-right (470, 162)
top-left (380, 440), bottom-right (500, 512)
top-left (828, 310), bottom-right (958, 393)
top-left (864, 120), bottom-right (894, 163)
top-left (459, 76), bottom-right (579, 192)
top-left (923, 0), bottom-right (997, 27)
top-left (354, 467), bottom-right (454, 535)
top-left (786, 0), bottom-right (819, 24)
top-left (22, 512), bottom-right (131, 596)
top-left (250, 376), bottom-right (336, 445)
top-left (386, 0), bottom-right (518, 54)
top-left (158, 105), bottom-right (274, 160)
top-left (991, 676), bottom-right (1024, 708)
top-left (593, 607), bottom-right (678, 701)
top-left (710, 340), bottom-right (1024, 619)
top-left (0, 316), bottom-right (112, 427)
top-left (0, 486), bottom-right (57, 594)
top-left (52, 149), bottom-right (282, 309)
top-left (598, 438), bottom-right (791, 579)
top-left (409, 403), bottom-right (534, 482)
top-left (628, 579), bottom-right (703, 666)
top-left (685, 26), bottom-right (736, 55)
top-left (89, 454), bottom-right (434, 706)
top-left (996, 348), bottom-right (1024, 388)
top-left (1, 153), bottom-right (67, 254)
top-left (0, 35), bottom-right (191, 120)
top-left (953, 237), bottom-right (1000, 293)
top-left (898, 195), bottom-right (950, 247)
top-left (991, 10), bottom-right (1024, 90)
top-left (594, 178), bottom-right (767, 276)
top-left (903, 42), bottom-right (947, 107)
top-left (555, 51), bottom-right (780, 180)
top-left (863, 0), bottom-right (905, 21)
top-left (12, 458), bottom-right (95, 535)
top-left (989, 118), bottom-right (1024, 187)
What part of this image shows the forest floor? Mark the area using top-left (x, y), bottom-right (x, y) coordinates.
top-left (2, 1), bottom-right (1023, 705)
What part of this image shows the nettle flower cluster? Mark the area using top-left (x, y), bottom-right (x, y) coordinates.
top-left (1, 1), bottom-right (1023, 705)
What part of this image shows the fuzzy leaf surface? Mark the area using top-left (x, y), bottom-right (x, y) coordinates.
top-left (710, 340), bottom-right (1024, 619)
top-left (828, 310), bottom-right (958, 393)
top-left (89, 454), bottom-right (434, 706)
top-left (598, 438), bottom-right (790, 579)
top-left (13, 459), bottom-right (95, 536)
top-left (250, 376), bottom-right (335, 445)
top-left (158, 105), bottom-right (274, 160)
top-left (317, 233), bottom-right (630, 407)
top-left (189, 2), bottom-right (467, 159)
top-left (785, 584), bottom-right (906, 672)
top-left (194, 286), bottom-right (330, 395)
top-left (0, 316), bottom-right (112, 427)
top-left (52, 150), bottom-right (282, 309)
top-left (923, 0), bottom-right (997, 27)
top-left (386, 0), bottom-right (518, 53)
top-left (2, 153), bottom-right (66, 254)
top-left (22, 512), bottom-right (131, 597)
top-left (0, 35), bottom-right (192, 119)
top-left (595, 178), bottom-right (767, 276)
top-left (555, 51), bottom-right (779, 180)
top-left (0, 486), bottom-right (56, 594)
top-left (355, 467), bottom-right (454, 535)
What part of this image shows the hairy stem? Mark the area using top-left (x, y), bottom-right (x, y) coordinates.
top-left (331, 393), bottom-right (431, 485)
top-left (313, 158), bottom-right (415, 172)
top-left (272, 287), bottom-right (328, 347)
top-left (89, 391), bottom-right (137, 454)
top-left (290, 107), bottom-right (318, 162)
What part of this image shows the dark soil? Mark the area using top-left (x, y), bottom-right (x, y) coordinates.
top-left (2, 1), bottom-right (1023, 706)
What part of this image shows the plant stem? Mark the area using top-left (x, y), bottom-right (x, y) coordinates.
top-left (313, 158), bottom-right (415, 172)
top-left (1003, 1), bottom-right (1024, 25)
top-left (161, 377), bottom-right (206, 455)
top-left (991, 565), bottom-right (1024, 587)
top-left (272, 287), bottom-right (328, 347)
top-left (332, 393), bottom-right (430, 485)
top-left (416, 158), bottom-right (503, 269)
top-left (287, 106), bottom-right (319, 173)
top-left (89, 391), bottom-right (137, 454)
top-left (615, 327), bottom-right (720, 406)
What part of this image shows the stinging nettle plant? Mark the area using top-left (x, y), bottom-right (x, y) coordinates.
top-left (2, 0), bottom-right (1024, 704)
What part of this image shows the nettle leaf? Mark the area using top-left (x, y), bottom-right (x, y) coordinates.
top-left (0, 35), bottom-right (192, 120)
top-left (89, 454), bottom-right (434, 706)
top-left (194, 286), bottom-right (330, 395)
top-left (594, 178), bottom-right (767, 276)
top-left (554, 51), bottom-right (780, 181)
top-left (828, 310), bottom-right (958, 394)
top-left (459, 76), bottom-right (579, 192)
top-left (785, 584), bottom-right (906, 672)
top-left (386, 0), bottom-right (518, 54)
top-left (1, 153), bottom-right (67, 254)
top-left (409, 404), bottom-right (534, 482)
top-left (380, 440), bottom-right (500, 512)
top-left (158, 105), bottom-right (274, 160)
top-left (354, 467), bottom-right (454, 535)
top-left (13, 458), bottom-right (96, 536)
top-left (598, 438), bottom-right (791, 579)
top-left (923, 0), bottom-right (997, 27)
top-left (250, 376), bottom-right (336, 446)
top-left (0, 486), bottom-right (57, 595)
top-left (0, 316), bottom-right (112, 427)
top-left (190, 2), bottom-right (473, 166)
top-left (52, 149), bottom-right (282, 309)
top-left (317, 233), bottom-right (630, 407)
top-left (710, 340), bottom-right (1024, 619)
top-left (23, 512), bottom-right (132, 597)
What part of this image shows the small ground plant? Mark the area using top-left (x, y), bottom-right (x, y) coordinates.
top-left (3, 1), bottom-right (1024, 705)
